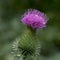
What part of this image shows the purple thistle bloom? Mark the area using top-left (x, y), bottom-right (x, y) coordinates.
top-left (21, 9), bottom-right (48, 29)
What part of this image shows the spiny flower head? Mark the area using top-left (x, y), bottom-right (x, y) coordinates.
top-left (21, 9), bottom-right (48, 29)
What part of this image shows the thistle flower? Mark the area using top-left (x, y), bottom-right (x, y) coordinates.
top-left (21, 9), bottom-right (48, 29)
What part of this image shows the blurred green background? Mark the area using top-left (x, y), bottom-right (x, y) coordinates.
top-left (0, 0), bottom-right (60, 60)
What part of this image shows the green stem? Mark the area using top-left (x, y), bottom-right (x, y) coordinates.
top-left (18, 26), bottom-right (39, 60)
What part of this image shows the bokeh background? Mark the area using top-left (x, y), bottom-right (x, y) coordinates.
top-left (0, 0), bottom-right (60, 60)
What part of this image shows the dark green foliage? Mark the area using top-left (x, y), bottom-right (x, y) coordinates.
top-left (0, 0), bottom-right (60, 60)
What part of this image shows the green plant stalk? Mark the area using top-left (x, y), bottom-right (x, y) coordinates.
top-left (18, 26), bottom-right (40, 60)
